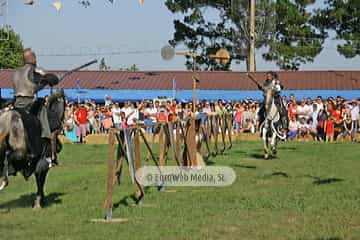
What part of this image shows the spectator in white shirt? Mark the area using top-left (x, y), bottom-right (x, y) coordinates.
top-left (297, 99), bottom-right (311, 120)
top-left (298, 117), bottom-right (308, 139)
top-left (126, 103), bottom-right (138, 126)
top-left (345, 99), bottom-right (359, 141)
top-left (315, 96), bottom-right (324, 114)
top-left (307, 118), bottom-right (318, 140)
top-left (111, 102), bottom-right (121, 128)
top-left (121, 101), bottom-right (133, 117)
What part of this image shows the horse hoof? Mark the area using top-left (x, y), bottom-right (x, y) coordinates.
top-left (0, 179), bottom-right (8, 191)
top-left (264, 154), bottom-right (269, 160)
top-left (158, 186), bottom-right (165, 192)
top-left (33, 196), bottom-right (42, 209)
top-left (136, 196), bottom-right (144, 205)
top-left (33, 204), bottom-right (42, 210)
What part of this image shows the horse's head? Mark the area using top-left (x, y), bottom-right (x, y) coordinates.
top-left (47, 89), bottom-right (66, 127)
top-left (263, 86), bottom-right (275, 112)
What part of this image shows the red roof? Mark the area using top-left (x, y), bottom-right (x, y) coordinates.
top-left (0, 70), bottom-right (359, 90)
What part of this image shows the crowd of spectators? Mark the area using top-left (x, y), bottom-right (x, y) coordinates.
top-left (63, 95), bottom-right (360, 143)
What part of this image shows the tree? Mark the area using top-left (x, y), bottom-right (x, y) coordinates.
top-left (262, 0), bottom-right (326, 70)
top-left (118, 64), bottom-right (140, 71)
top-left (165, 0), bottom-right (326, 70)
top-left (0, 26), bottom-right (24, 69)
top-left (99, 57), bottom-right (111, 71)
top-left (313, 0), bottom-right (360, 58)
top-left (165, 0), bottom-right (245, 71)
top-left (126, 64), bottom-right (139, 71)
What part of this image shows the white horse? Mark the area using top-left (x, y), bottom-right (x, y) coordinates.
top-left (260, 87), bottom-right (287, 159)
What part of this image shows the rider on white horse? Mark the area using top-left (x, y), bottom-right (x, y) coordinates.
top-left (258, 72), bottom-right (287, 130)
top-left (271, 73), bottom-right (287, 130)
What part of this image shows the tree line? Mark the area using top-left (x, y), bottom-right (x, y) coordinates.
top-left (1, 0), bottom-right (359, 71)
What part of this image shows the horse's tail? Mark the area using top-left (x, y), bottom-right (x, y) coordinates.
top-left (0, 111), bottom-right (27, 155)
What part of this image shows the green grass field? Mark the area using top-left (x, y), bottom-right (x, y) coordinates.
top-left (0, 141), bottom-right (360, 240)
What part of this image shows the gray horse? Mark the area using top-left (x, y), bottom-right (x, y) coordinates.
top-left (0, 90), bottom-right (65, 208)
top-left (260, 87), bottom-right (287, 159)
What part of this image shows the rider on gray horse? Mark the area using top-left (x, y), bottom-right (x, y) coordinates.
top-left (257, 71), bottom-right (287, 129)
top-left (271, 73), bottom-right (287, 129)
top-left (12, 49), bottom-right (59, 167)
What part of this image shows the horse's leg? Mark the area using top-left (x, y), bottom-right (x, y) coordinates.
top-left (0, 150), bottom-right (10, 191)
top-left (263, 124), bottom-right (269, 160)
top-left (50, 131), bottom-right (60, 165)
top-left (271, 134), bottom-right (277, 155)
top-left (34, 169), bottom-right (48, 209)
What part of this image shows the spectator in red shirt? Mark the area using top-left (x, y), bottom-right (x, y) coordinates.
top-left (288, 101), bottom-right (297, 121)
top-left (324, 116), bottom-right (334, 142)
top-left (157, 107), bottom-right (168, 123)
top-left (234, 103), bottom-right (243, 134)
top-left (74, 104), bottom-right (88, 143)
top-left (169, 99), bottom-right (177, 112)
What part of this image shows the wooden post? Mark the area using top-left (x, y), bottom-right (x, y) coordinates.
top-left (186, 118), bottom-right (197, 167)
top-left (249, 0), bottom-right (256, 72)
top-left (158, 124), bottom-right (166, 167)
top-left (134, 129), bottom-right (141, 170)
top-left (175, 122), bottom-right (182, 164)
top-left (220, 114), bottom-right (226, 154)
top-left (213, 115), bottom-right (219, 156)
top-left (168, 122), bottom-right (181, 166)
top-left (226, 114), bottom-right (233, 149)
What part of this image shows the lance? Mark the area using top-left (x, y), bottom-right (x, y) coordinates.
top-left (59, 59), bottom-right (98, 81)
top-left (47, 59), bottom-right (98, 94)
top-left (246, 73), bottom-right (262, 89)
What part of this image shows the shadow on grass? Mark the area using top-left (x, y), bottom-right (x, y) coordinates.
top-left (233, 150), bottom-right (247, 154)
top-left (113, 196), bottom-right (131, 208)
top-left (249, 153), bottom-right (277, 160)
top-left (302, 175), bottom-right (345, 185)
top-left (278, 146), bottom-right (297, 151)
top-left (314, 178), bottom-right (344, 185)
top-left (259, 171), bottom-right (290, 179)
top-left (205, 161), bottom-right (216, 166)
top-left (271, 171), bottom-right (290, 178)
top-left (301, 237), bottom-right (342, 240)
top-left (113, 190), bottom-right (151, 209)
top-left (0, 192), bottom-right (65, 209)
top-left (232, 164), bottom-right (257, 169)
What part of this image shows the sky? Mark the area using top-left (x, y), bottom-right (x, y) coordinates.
top-left (3, 0), bottom-right (360, 71)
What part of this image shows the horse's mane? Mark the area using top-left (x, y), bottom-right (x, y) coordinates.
top-left (48, 90), bottom-right (66, 107)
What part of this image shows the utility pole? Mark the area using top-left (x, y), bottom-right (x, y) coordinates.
top-left (248, 0), bottom-right (256, 72)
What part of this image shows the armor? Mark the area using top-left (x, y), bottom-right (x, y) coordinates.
top-left (258, 76), bottom-right (287, 129)
top-left (272, 78), bottom-right (287, 129)
top-left (12, 63), bottom-right (58, 139)
top-left (12, 64), bottom-right (40, 98)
